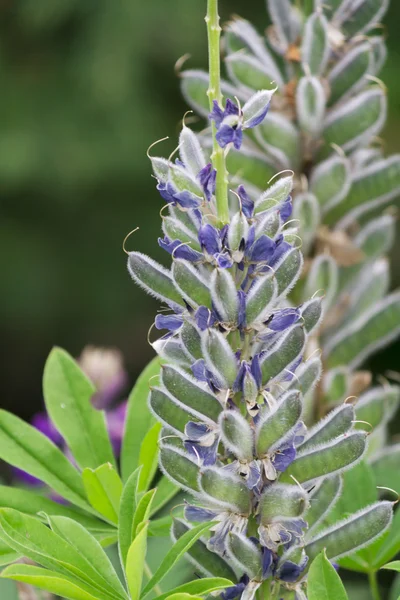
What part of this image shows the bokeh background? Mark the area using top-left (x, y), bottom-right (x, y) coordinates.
top-left (1, 0), bottom-right (400, 421)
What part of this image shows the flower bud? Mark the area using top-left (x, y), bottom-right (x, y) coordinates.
top-left (219, 411), bottom-right (254, 462)
top-left (299, 404), bottom-right (355, 453)
top-left (199, 467), bottom-right (252, 515)
top-left (172, 260), bottom-right (211, 308)
top-left (128, 252), bottom-right (183, 308)
top-left (210, 269), bottom-right (238, 324)
top-left (256, 390), bottom-right (302, 456)
top-left (296, 76), bottom-right (326, 137)
top-left (202, 329), bottom-right (238, 389)
top-left (226, 532), bottom-right (262, 580)
top-left (159, 443), bottom-right (200, 494)
top-left (305, 475), bottom-right (343, 535)
top-left (259, 484), bottom-right (308, 522)
top-left (260, 324), bottom-right (305, 386)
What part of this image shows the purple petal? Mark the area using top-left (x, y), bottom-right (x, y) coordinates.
top-left (158, 237), bottom-right (202, 262)
top-left (269, 240), bottom-right (293, 267)
top-left (157, 181), bottom-right (176, 204)
top-left (215, 251), bottom-right (233, 269)
top-left (246, 461), bottom-right (262, 490)
top-left (232, 127), bottom-right (243, 151)
top-left (249, 235), bottom-right (276, 263)
top-left (262, 546), bottom-right (274, 578)
top-left (198, 163), bottom-right (216, 201)
top-left (250, 354), bottom-right (262, 389)
top-left (32, 412), bottom-right (63, 446)
top-left (106, 401), bottom-right (127, 456)
top-left (209, 100), bottom-right (224, 127)
top-left (268, 308), bottom-right (300, 331)
top-left (237, 185), bottom-right (254, 218)
top-left (185, 421), bottom-right (210, 440)
top-left (273, 444), bottom-right (296, 472)
top-left (191, 359), bottom-right (209, 382)
top-left (277, 555), bottom-right (308, 583)
top-left (185, 438), bottom-right (218, 466)
top-left (195, 306), bottom-right (216, 331)
top-left (245, 101), bottom-right (270, 129)
top-left (155, 314), bottom-right (183, 331)
top-left (279, 196), bottom-right (293, 221)
top-left (199, 224), bottom-right (221, 255)
top-left (174, 189), bottom-right (202, 209)
top-left (221, 576), bottom-right (249, 600)
top-left (185, 504), bottom-right (217, 523)
top-left (225, 98), bottom-right (240, 117)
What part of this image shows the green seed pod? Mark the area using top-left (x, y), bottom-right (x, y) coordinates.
top-left (179, 125), bottom-right (206, 178)
top-left (259, 484), bottom-right (308, 523)
top-left (254, 176), bottom-right (294, 214)
top-left (304, 475), bottom-right (343, 535)
top-left (199, 467), bottom-right (252, 515)
top-left (256, 390), bottom-right (302, 456)
top-left (210, 269), bottom-right (238, 324)
top-left (300, 297), bottom-right (323, 334)
top-left (169, 204), bottom-right (199, 235)
top-left (322, 88), bottom-right (386, 155)
top-left (370, 36), bottom-right (387, 74)
top-left (305, 501), bottom-right (393, 561)
top-left (342, 259), bottom-right (389, 325)
top-left (255, 112), bottom-right (301, 170)
top-left (159, 444), bottom-right (200, 494)
top-left (328, 42), bottom-right (373, 107)
top-left (150, 155), bottom-right (170, 181)
top-left (219, 411), bottom-right (254, 462)
top-left (202, 329), bottom-right (237, 389)
top-left (287, 357), bottom-right (322, 397)
top-left (225, 53), bottom-right (278, 94)
top-left (355, 386), bottom-right (400, 430)
top-left (162, 216), bottom-right (201, 250)
top-left (228, 211), bottom-right (249, 252)
top-left (246, 271), bottom-right (277, 325)
top-left (370, 444), bottom-right (400, 491)
top-left (152, 337), bottom-right (191, 367)
top-left (255, 210), bottom-right (281, 239)
top-left (128, 252), bottom-right (183, 308)
top-left (172, 518), bottom-right (236, 579)
top-left (149, 387), bottom-right (206, 434)
top-left (243, 90), bottom-right (276, 128)
top-left (301, 13), bottom-right (329, 75)
top-left (172, 260), bottom-right (211, 308)
top-left (341, 0), bottom-right (389, 37)
top-left (304, 254), bottom-right (338, 312)
top-left (322, 367), bottom-right (349, 405)
top-left (299, 404), bottom-right (355, 453)
top-left (180, 321), bottom-right (203, 360)
top-left (310, 154), bottom-right (351, 214)
top-left (161, 365), bottom-right (222, 422)
top-left (260, 324), bottom-right (305, 386)
top-left (296, 76), bottom-right (326, 137)
top-left (292, 192), bottom-right (320, 256)
top-left (169, 162), bottom-right (203, 199)
top-left (274, 247), bottom-right (303, 298)
top-left (281, 431), bottom-right (366, 484)
top-left (226, 532), bottom-right (262, 580)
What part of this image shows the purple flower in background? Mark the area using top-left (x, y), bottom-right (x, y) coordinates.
top-left (14, 346), bottom-right (129, 489)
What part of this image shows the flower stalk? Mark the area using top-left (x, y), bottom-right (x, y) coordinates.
top-left (206, 0), bottom-right (229, 225)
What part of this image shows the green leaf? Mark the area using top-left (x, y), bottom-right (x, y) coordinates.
top-left (148, 516), bottom-right (173, 537)
top-left (371, 445), bottom-right (400, 494)
top-left (307, 551), bottom-right (348, 600)
top-left (1, 564), bottom-right (101, 600)
top-left (140, 521), bottom-right (214, 599)
top-left (0, 509), bottom-right (118, 600)
top-left (121, 356), bottom-right (162, 482)
top-left (47, 515), bottom-right (128, 599)
top-left (82, 463), bottom-right (123, 524)
top-left (0, 539), bottom-right (20, 566)
top-left (370, 507), bottom-right (400, 569)
top-left (0, 410), bottom-right (91, 511)
top-left (382, 561), bottom-right (400, 572)
top-left (43, 347), bottom-right (116, 470)
top-left (132, 488), bottom-right (157, 539)
top-left (153, 578), bottom-right (234, 600)
top-left (118, 467), bottom-right (141, 568)
top-left (165, 595), bottom-right (202, 600)
top-left (138, 422), bottom-right (162, 493)
top-left (0, 485), bottom-right (112, 536)
top-left (126, 522), bottom-right (148, 600)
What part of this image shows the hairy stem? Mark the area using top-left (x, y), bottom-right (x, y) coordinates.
top-left (368, 570), bottom-right (381, 600)
top-left (205, 0), bottom-right (229, 225)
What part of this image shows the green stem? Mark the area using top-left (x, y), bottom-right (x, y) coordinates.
top-left (144, 562), bottom-right (163, 596)
top-left (206, 0), bottom-right (229, 225)
top-left (368, 570), bottom-right (381, 600)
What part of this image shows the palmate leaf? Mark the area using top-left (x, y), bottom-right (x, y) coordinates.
top-left (307, 551), bottom-right (348, 600)
top-left (43, 347), bottom-right (116, 470)
top-left (150, 476), bottom-right (179, 516)
top-left (0, 509), bottom-right (125, 600)
top-left (126, 522), bottom-right (148, 600)
top-left (118, 467), bottom-right (141, 568)
top-left (137, 422), bottom-right (162, 493)
top-left (121, 355), bottom-right (162, 482)
top-left (1, 564), bottom-right (102, 600)
top-left (82, 463), bottom-right (123, 524)
top-left (0, 539), bottom-right (21, 567)
top-left (153, 578), bottom-right (234, 600)
top-left (0, 410), bottom-right (91, 512)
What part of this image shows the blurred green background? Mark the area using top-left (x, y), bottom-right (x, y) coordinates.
top-left (1, 0), bottom-right (400, 421)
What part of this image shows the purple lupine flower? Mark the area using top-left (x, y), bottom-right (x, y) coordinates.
top-left (157, 181), bottom-right (202, 209)
top-left (248, 235), bottom-right (276, 263)
top-left (185, 504), bottom-right (218, 522)
top-left (237, 185), bottom-right (254, 218)
top-left (259, 516), bottom-right (307, 554)
top-left (279, 196), bottom-right (293, 221)
top-left (210, 99), bottom-right (243, 151)
top-left (195, 306), bottom-right (218, 331)
top-left (184, 421), bottom-right (219, 466)
top-left (198, 163), bottom-right (217, 201)
top-left (267, 308), bottom-right (301, 331)
top-left (220, 575), bottom-right (250, 600)
top-left (223, 459), bottom-right (261, 490)
top-left (155, 313), bottom-right (184, 332)
top-left (276, 554), bottom-right (309, 583)
top-left (158, 236), bottom-right (203, 262)
top-left (199, 224), bottom-right (234, 268)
